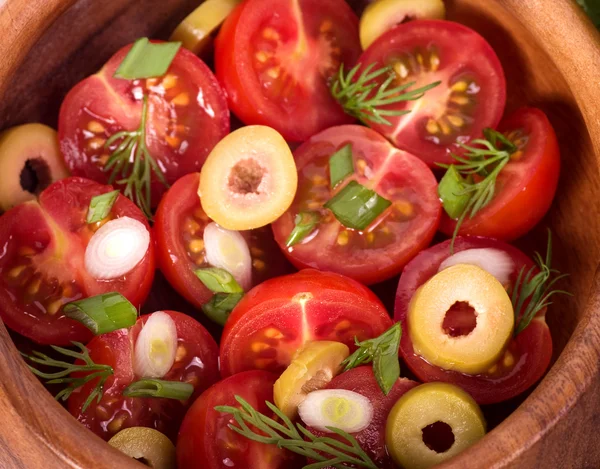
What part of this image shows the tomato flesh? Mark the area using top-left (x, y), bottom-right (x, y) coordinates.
top-left (220, 269), bottom-right (393, 377)
top-left (271, 125), bottom-right (441, 285)
top-left (68, 310), bottom-right (219, 441)
top-left (358, 20), bottom-right (506, 166)
top-left (215, 0), bottom-right (361, 141)
top-left (0, 177), bottom-right (154, 345)
top-left (394, 236), bottom-right (552, 404)
top-left (440, 107), bottom-right (561, 241)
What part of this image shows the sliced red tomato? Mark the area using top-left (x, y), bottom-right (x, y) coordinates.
top-left (177, 370), bottom-right (305, 469)
top-left (271, 125), bottom-right (440, 285)
top-left (439, 107), bottom-right (560, 241)
top-left (58, 42), bottom-right (229, 208)
top-left (0, 177), bottom-right (154, 345)
top-left (154, 172), bottom-right (291, 309)
top-left (394, 237), bottom-right (552, 404)
top-left (357, 20), bottom-right (506, 166)
top-left (220, 269), bottom-right (393, 377)
top-left (68, 310), bottom-right (219, 441)
top-left (307, 367), bottom-right (418, 469)
top-left (214, 0), bottom-right (361, 142)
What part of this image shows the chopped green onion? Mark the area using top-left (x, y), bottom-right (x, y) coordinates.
top-left (202, 292), bottom-right (243, 326)
top-left (87, 190), bottom-right (119, 224)
top-left (194, 267), bottom-right (243, 293)
top-left (324, 180), bottom-right (391, 231)
top-left (329, 144), bottom-right (355, 188)
top-left (286, 211), bottom-right (321, 247)
top-left (122, 379), bottom-right (194, 400)
top-left (438, 165), bottom-right (473, 219)
top-left (114, 38), bottom-right (181, 80)
top-left (63, 292), bottom-right (137, 335)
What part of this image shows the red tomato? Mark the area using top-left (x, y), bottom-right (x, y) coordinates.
top-left (394, 237), bottom-right (552, 404)
top-left (271, 125), bottom-right (441, 285)
top-left (177, 370), bottom-right (304, 469)
top-left (68, 310), bottom-right (219, 441)
top-left (58, 42), bottom-right (229, 208)
top-left (0, 177), bottom-right (154, 345)
top-left (154, 172), bottom-right (291, 309)
top-left (439, 108), bottom-right (560, 241)
top-left (220, 269), bottom-right (393, 377)
top-left (214, 0), bottom-right (361, 142)
top-left (307, 367), bottom-right (418, 469)
top-left (357, 20), bottom-right (506, 166)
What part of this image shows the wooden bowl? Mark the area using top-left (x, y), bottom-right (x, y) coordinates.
top-left (0, 0), bottom-right (599, 467)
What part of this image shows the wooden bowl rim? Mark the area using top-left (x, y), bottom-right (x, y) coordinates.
top-left (0, 0), bottom-right (599, 467)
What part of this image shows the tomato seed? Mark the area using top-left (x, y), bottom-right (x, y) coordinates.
top-left (87, 121), bottom-right (106, 134)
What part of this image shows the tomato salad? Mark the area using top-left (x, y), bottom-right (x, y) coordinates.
top-left (0, 0), bottom-right (570, 468)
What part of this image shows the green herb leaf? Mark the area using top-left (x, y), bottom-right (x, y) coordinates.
top-left (577, 0), bottom-right (600, 29)
top-left (331, 62), bottom-right (441, 126)
top-left (329, 144), bottom-right (355, 188)
top-left (215, 396), bottom-right (378, 469)
top-left (342, 322), bottom-right (402, 395)
top-left (195, 267), bottom-right (243, 294)
top-left (202, 292), bottom-right (243, 326)
top-left (511, 230), bottom-right (572, 335)
top-left (87, 190), bottom-right (119, 224)
top-left (286, 211), bottom-right (321, 247)
top-left (324, 180), bottom-right (391, 231)
top-left (438, 165), bottom-right (473, 219)
top-left (22, 341), bottom-right (113, 412)
top-left (63, 292), bottom-right (138, 335)
top-left (123, 379), bottom-right (193, 400)
top-left (114, 38), bottom-right (181, 80)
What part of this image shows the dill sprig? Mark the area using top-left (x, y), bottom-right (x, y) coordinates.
top-left (331, 62), bottom-right (440, 126)
top-left (215, 396), bottom-right (378, 469)
top-left (22, 341), bottom-right (113, 412)
top-left (103, 96), bottom-right (169, 218)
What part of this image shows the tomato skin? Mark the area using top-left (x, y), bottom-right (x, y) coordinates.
top-left (154, 172), bottom-right (291, 309)
top-left (177, 370), bottom-right (305, 469)
top-left (271, 125), bottom-right (441, 285)
top-left (220, 269), bottom-right (393, 377)
top-left (440, 108), bottom-right (561, 241)
top-left (307, 367), bottom-right (418, 469)
top-left (394, 237), bottom-right (552, 404)
top-left (0, 177), bottom-right (154, 345)
top-left (68, 310), bottom-right (219, 441)
top-left (214, 0), bottom-right (361, 142)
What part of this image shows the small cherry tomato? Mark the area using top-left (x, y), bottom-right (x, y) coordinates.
top-left (220, 269), bottom-right (393, 377)
top-left (394, 237), bottom-right (552, 404)
top-left (0, 177), bottom-right (155, 345)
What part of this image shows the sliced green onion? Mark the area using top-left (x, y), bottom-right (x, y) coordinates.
top-left (329, 144), bottom-right (355, 188)
top-left (114, 38), bottom-right (181, 80)
top-left (202, 292), bottom-right (243, 326)
top-left (438, 165), bottom-right (473, 219)
top-left (324, 180), bottom-right (391, 231)
top-left (63, 292), bottom-right (137, 335)
top-left (87, 190), bottom-right (119, 224)
top-left (122, 379), bottom-right (194, 400)
top-left (194, 267), bottom-right (243, 293)
top-left (286, 211), bottom-right (321, 247)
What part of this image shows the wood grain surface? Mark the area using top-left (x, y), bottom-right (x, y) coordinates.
top-left (0, 0), bottom-right (599, 468)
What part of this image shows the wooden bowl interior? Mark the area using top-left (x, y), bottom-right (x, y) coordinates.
top-left (0, 0), bottom-right (599, 467)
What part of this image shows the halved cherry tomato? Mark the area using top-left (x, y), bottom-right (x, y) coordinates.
top-left (307, 367), bottom-right (418, 469)
top-left (0, 177), bottom-right (154, 345)
top-left (394, 237), bottom-right (552, 404)
top-left (357, 20), bottom-right (506, 166)
top-left (154, 172), bottom-right (291, 309)
top-left (271, 125), bottom-right (440, 285)
top-left (177, 370), bottom-right (305, 469)
top-left (220, 269), bottom-right (393, 377)
top-left (439, 108), bottom-right (560, 241)
top-left (214, 0), bottom-right (361, 142)
top-left (68, 310), bottom-right (219, 441)
top-left (58, 42), bottom-right (229, 207)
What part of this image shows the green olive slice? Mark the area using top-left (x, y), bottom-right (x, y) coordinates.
top-left (108, 427), bottom-right (176, 469)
